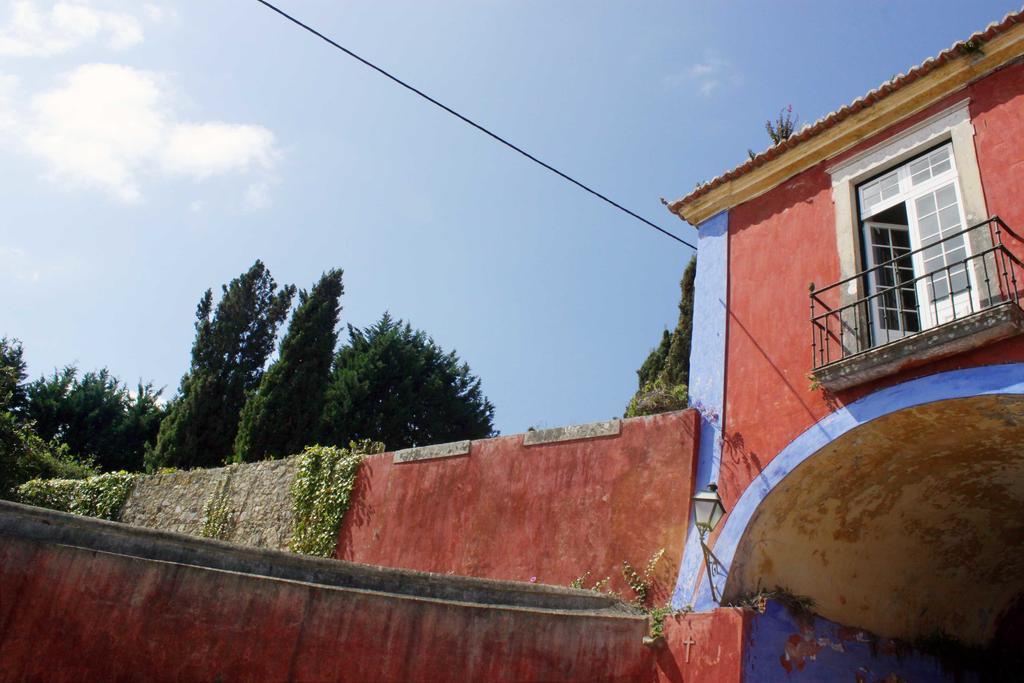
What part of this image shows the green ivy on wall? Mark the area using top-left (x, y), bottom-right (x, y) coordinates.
top-left (288, 440), bottom-right (383, 557)
top-left (200, 469), bottom-right (235, 540)
top-left (17, 471), bottom-right (137, 521)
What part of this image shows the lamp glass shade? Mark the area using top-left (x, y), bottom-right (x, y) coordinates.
top-left (692, 487), bottom-right (726, 533)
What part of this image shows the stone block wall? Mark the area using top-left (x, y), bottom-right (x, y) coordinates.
top-left (119, 457), bottom-right (298, 550)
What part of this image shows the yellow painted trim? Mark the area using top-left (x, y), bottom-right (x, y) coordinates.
top-left (673, 22), bottom-right (1024, 226)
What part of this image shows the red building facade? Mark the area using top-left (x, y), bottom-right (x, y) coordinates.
top-left (668, 11), bottom-right (1024, 651)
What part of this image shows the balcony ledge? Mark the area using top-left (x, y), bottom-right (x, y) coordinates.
top-left (812, 301), bottom-right (1024, 391)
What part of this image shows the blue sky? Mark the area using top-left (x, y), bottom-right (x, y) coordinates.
top-left (1, 0), bottom-right (1018, 435)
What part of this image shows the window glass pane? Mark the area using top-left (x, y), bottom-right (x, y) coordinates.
top-left (947, 245), bottom-right (967, 263)
top-left (918, 213), bottom-right (940, 239)
top-left (916, 193), bottom-right (937, 216)
top-left (909, 158), bottom-right (931, 185)
top-left (860, 170), bottom-right (900, 214)
top-left (938, 205), bottom-right (961, 232)
top-left (881, 173), bottom-right (900, 199)
top-left (909, 146), bottom-right (953, 186)
top-left (935, 183), bottom-right (957, 208)
top-left (909, 157), bottom-right (930, 175)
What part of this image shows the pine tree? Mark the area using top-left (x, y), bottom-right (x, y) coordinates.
top-left (150, 261), bottom-right (295, 469)
top-left (235, 269), bottom-right (345, 461)
top-left (625, 256), bottom-right (696, 417)
top-left (319, 313), bottom-right (495, 450)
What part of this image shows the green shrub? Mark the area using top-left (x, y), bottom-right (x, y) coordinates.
top-left (289, 440), bottom-right (383, 557)
top-left (625, 380), bottom-right (688, 418)
top-left (17, 470), bottom-right (137, 520)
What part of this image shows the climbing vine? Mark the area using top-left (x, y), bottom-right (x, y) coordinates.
top-left (16, 471), bottom-right (137, 521)
top-left (648, 603), bottom-right (685, 639)
top-left (200, 470), bottom-right (235, 540)
top-left (622, 547), bottom-right (666, 608)
top-left (288, 440), bottom-right (383, 557)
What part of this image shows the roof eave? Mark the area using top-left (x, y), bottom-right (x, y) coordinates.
top-left (669, 12), bottom-right (1024, 228)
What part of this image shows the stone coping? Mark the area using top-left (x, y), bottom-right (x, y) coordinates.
top-left (522, 419), bottom-right (622, 446)
top-left (387, 416), bottom-right (636, 464)
top-left (393, 440), bottom-right (471, 464)
top-left (0, 500), bottom-right (635, 616)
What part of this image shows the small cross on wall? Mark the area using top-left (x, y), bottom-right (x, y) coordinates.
top-left (683, 635), bottom-right (696, 663)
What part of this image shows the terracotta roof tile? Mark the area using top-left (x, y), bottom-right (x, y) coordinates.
top-left (669, 10), bottom-right (1024, 216)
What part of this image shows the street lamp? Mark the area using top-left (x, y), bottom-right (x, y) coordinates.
top-left (692, 483), bottom-right (726, 538)
top-left (692, 483), bottom-right (727, 603)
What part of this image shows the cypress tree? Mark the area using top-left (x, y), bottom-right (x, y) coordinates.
top-left (663, 256), bottom-right (696, 388)
top-left (319, 313), bottom-right (495, 450)
top-left (625, 255), bottom-right (696, 417)
top-left (235, 269), bottom-right (345, 461)
top-left (150, 261), bottom-right (295, 469)
top-left (637, 330), bottom-right (672, 389)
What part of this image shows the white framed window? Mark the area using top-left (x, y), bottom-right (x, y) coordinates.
top-left (827, 100), bottom-right (990, 353)
top-left (856, 142), bottom-right (977, 344)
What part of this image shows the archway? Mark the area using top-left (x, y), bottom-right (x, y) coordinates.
top-left (724, 393), bottom-right (1024, 645)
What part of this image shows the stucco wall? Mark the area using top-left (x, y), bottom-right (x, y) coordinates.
top-left (654, 608), bottom-right (749, 683)
top-left (113, 411), bottom-right (699, 604)
top-left (720, 61), bottom-right (1024, 510)
top-left (338, 410), bottom-right (699, 603)
top-left (0, 502), bottom-right (657, 683)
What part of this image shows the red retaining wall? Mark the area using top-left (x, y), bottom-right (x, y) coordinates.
top-left (0, 533), bottom-right (654, 682)
top-left (654, 609), bottom-right (750, 683)
top-left (337, 410), bottom-right (699, 603)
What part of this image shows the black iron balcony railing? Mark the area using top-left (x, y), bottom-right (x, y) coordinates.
top-left (810, 216), bottom-right (1024, 370)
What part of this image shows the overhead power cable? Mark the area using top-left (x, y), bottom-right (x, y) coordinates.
top-left (254, 0), bottom-right (696, 250)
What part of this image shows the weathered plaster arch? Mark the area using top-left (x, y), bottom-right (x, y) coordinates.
top-left (678, 363), bottom-right (1024, 614)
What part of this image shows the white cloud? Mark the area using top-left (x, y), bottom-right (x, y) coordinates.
top-left (0, 1), bottom-right (145, 57)
top-left (25, 63), bottom-right (164, 201)
top-left (0, 73), bottom-right (19, 131)
top-left (242, 179), bottom-right (274, 211)
top-left (0, 246), bottom-right (41, 283)
top-left (7, 63), bottom-right (279, 204)
top-left (162, 122), bottom-right (277, 178)
top-left (665, 56), bottom-right (738, 98)
top-left (687, 63), bottom-right (716, 79)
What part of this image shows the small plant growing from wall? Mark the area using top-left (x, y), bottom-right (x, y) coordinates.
top-left (288, 440), bottom-right (383, 557)
top-left (748, 105), bottom-right (800, 159)
top-left (16, 471), bottom-right (137, 521)
top-left (569, 548), bottom-right (666, 606)
top-left (726, 585), bottom-right (815, 615)
top-left (622, 547), bottom-right (666, 608)
top-left (569, 549), bottom-right (679, 640)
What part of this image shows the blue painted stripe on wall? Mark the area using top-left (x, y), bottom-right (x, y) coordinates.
top-left (671, 209), bottom-right (729, 609)
top-left (690, 362), bottom-right (1024, 610)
